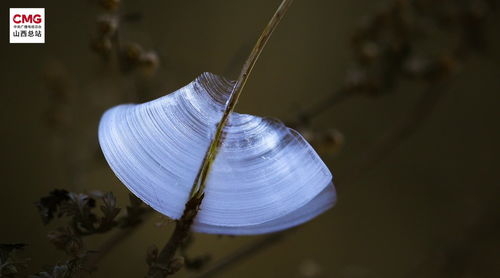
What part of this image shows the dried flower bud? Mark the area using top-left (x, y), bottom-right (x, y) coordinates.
top-left (119, 42), bottom-right (144, 71)
top-left (96, 15), bottom-right (118, 36)
top-left (119, 43), bottom-right (160, 75)
top-left (167, 257), bottom-right (185, 274)
top-left (139, 51), bottom-right (160, 76)
top-left (312, 129), bottom-right (344, 155)
top-left (321, 129), bottom-right (344, 154)
top-left (100, 0), bottom-right (120, 11)
top-left (122, 42), bottom-right (143, 62)
top-left (90, 36), bottom-right (112, 58)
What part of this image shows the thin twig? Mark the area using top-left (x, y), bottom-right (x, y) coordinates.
top-left (191, 233), bottom-right (287, 278)
top-left (344, 81), bottom-right (447, 184)
top-left (84, 211), bottom-right (153, 272)
top-left (296, 87), bottom-right (353, 125)
top-left (147, 1), bottom-right (295, 277)
top-left (189, 0), bottom-right (295, 199)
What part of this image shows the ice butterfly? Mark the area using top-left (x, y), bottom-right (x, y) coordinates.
top-left (98, 72), bottom-right (336, 235)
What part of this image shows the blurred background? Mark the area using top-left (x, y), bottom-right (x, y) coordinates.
top-left (0, 0), bottom-right (499, 277)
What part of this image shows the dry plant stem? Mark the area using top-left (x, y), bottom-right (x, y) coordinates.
top-left (148, 198), bottom-right (201, 278)
top-left (296, 87), bottom-right (353, 124)
top-left (346, 81), bottom-right (447, 183)
top-left (191, 82), bottom-right (446, 278)
top-left (148, 1), bottom-right (294, 277)
top-left (84, 211), bottom-right (154, 271)
top-left (191, 232), bottom-right (288, 278)
top-left (190, 0), bottom-right (295, 199)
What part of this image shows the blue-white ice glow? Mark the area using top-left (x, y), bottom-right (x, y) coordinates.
top-left (98, 73), bottom-right (336, 235)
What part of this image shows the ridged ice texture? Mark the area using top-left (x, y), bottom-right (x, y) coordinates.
top-left (98, 72), bottom-right (336, 235)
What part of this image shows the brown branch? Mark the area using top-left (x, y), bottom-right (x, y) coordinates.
top-left (344, 81), bottom-right (447, 184)
top-left (189, 0), bottom-right (295, 199)
top-left (146, 1), bottom-right (295, 277)
top-left (191, 232), bottom-right (288, 278)
top-left (83, 210), bottom-right (153, 272)
top-left (147, 197), bottom-right (202, 278)
top-left (296, 87), bottom-right (354, 125)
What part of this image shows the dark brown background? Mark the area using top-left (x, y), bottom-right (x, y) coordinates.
top-left (0, 0), bottom-right (499, 277)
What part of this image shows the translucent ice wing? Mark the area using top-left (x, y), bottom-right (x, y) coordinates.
top-left (98, 72), bottom-right (336, 235)
top-left (195, 113), bottom-right (333, 228)
top-left (193, 183), bottom-right (336, 235)
top-left (99, 73), bottom-right (233, 219)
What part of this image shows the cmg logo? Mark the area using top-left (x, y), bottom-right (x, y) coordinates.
top-left (10, 8), bottom-right (45, 43)
top-left (13, 14), bottom-right (43, 24)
